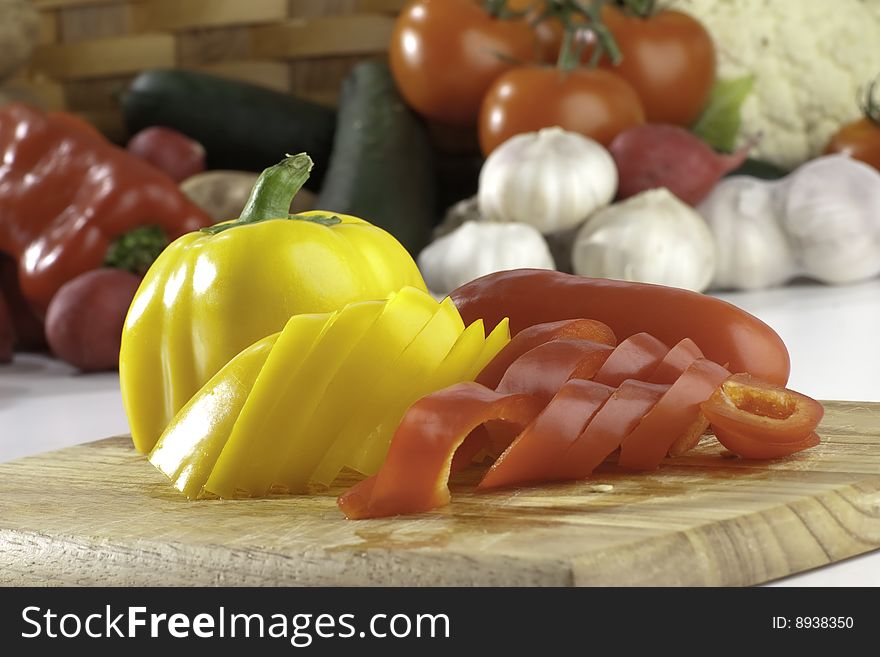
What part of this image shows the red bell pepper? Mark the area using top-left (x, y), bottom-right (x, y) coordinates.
top-left (451, 269), bottom-right (791, 385)
top-left (0, 290), bottom-right (12, 362)
top-left (0, 103), bottom-right (211, 317)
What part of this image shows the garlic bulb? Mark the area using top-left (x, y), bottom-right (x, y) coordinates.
top-left (780, 155), bottom-right (880, 284)
top-left (434, 196), bottom-right (481, 239)
top-left (699, 154), bottom-right (880, 290)
top-left (478, 127), bottom-right (617, 233)
top-left (698, 177), bottom-right (796, 290)
top-left (572, 188), bottom-right (716, 292)
top-left (418, 221), bottom-right (556, 297)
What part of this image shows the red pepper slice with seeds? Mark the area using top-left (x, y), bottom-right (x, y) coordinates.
top-left (700, 373), bottom-right (824, 459)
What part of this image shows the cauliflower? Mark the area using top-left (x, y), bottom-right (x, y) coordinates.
top-left (671, 0), bottom-right (880, 169)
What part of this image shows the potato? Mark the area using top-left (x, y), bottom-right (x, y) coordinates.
top-left (126, 126), bottom-right (206, 183)
top-left (181, 170), bottom-right (316, 223)
top-left (0, 290), bottom-right (12, 363)
top-left (45, 269), bottom-right (141, 372)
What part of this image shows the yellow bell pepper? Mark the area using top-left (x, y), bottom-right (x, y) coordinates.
top-left (120, 154), bottom-right (426, 454)
top-left (149, 287), bottom-right (510, 499)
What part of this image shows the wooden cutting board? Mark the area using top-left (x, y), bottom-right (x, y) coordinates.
top-left (1, 400), bottom-right (879, 586)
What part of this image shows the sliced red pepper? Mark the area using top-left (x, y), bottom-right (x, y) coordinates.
top-left (480, 379), bottom-right (614, 490)
top-left (337, 382), bottom-right (544, 519)
top-left (495, 338), bottom-right (613, 403)
top-left (648, 337), bottom-right (704, 384)
top-left (700, 373), bottom-right (824, 458)
top-left (475, 318), bottom-right (616, 389)
top-left (592, 332), bottom-right (669, 388)
top-left (618, 359), bottom-right (730, 470)
top-left (554, 380), bottom-right (668, 481)
top-left (712, 428), bottom-right (821, 460)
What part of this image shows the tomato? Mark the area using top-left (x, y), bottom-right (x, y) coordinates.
top-left (825, 78), bottom-right (880, 170)
top-left (825, 117), bottom-right (880, 171)
top-left (528, 6), bottom-right (715, 126)
top-left (389, 0), bottom-right (538, 126)
top-left (598, 6), bottom-right (715, 126)
top-left (618, 358), bottom-right (730, 470)
top-left (701, 374), bottom-right (824, 459)
top-left (451, 270), bottom-right (791, 386)
top-left (478, 66), bottom-right (645, 155)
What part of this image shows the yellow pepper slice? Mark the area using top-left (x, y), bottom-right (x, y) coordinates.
top-left (204, 312), bottom-right (331, 498)
top-left (429, 319), bottom-right (488, 388)
top-left (148, 332), bottom-right (279, 499)
top-left (468, 317), bottom-right (512, 380)
top-left (353, 318), bottom-right (500, 476)
top-left (228, 299), bottom-right (386, 497)
top-left (312, 296), bottom-right (465, 485)
top-left (274, 287), bottom-right (440, 492)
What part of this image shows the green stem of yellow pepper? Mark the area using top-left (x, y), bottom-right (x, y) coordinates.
top-left (201, 153), bottom-right (340, 235)
top-left (240, 152), bottom-right (313, 223)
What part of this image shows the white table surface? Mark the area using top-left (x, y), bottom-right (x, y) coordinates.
top-left (1, 278), bottom-right (879, 586)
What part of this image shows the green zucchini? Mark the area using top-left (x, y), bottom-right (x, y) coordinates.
top-left (122, 70), bottom-right (336, 191)
top-left (317, 60), bottom-right (435, 256)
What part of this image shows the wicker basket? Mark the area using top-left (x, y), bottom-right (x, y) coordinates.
top-left (22, 0), bottom-right (410, 140)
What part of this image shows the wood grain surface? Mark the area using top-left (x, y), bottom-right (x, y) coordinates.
top-left (1, 400), bottom-right (878, 587)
